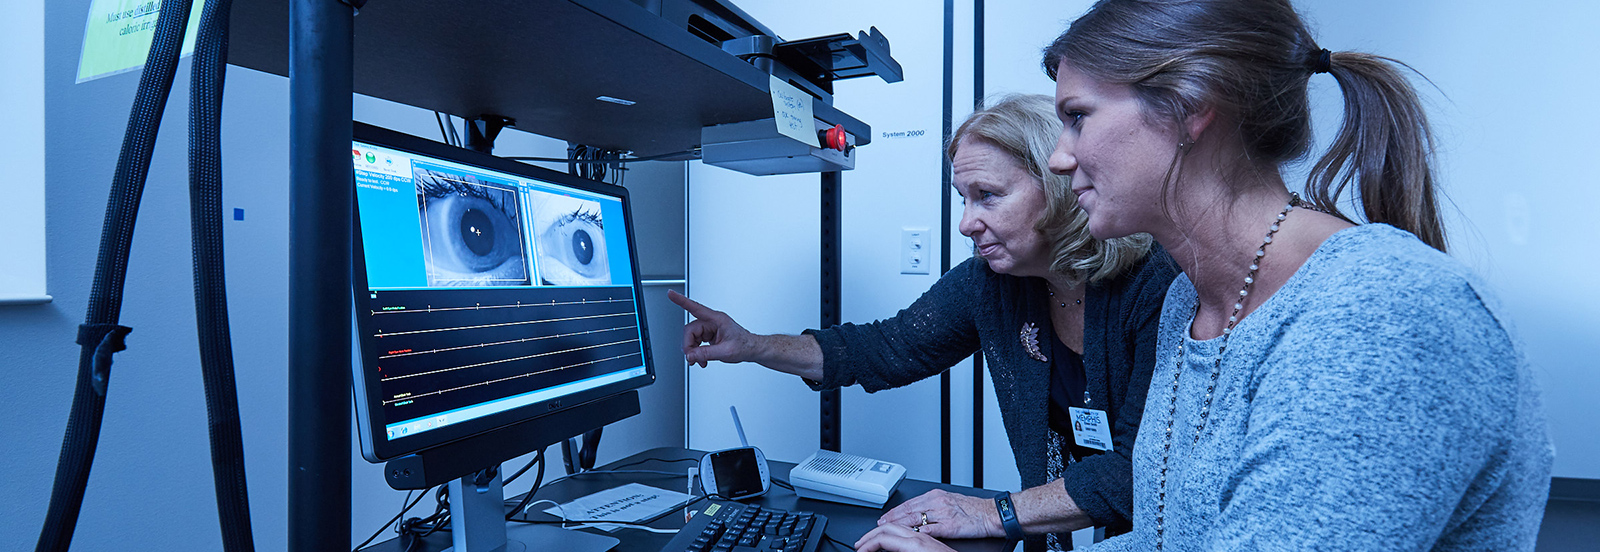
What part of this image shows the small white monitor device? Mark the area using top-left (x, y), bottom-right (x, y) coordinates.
top-left (699, 406), bottom-right (771, 500)
top-left (790, 449), bottom-right (906, 508)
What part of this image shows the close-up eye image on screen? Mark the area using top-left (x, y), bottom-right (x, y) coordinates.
top-left (529, 191), bottom-right (611, 286)
top-left (415, 167), bottom-right (531, 287)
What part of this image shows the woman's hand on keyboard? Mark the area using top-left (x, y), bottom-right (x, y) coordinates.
top-left (876, 489), bottom-right (1002, 540)
top-left (855, 522), bottom-right (959, 552)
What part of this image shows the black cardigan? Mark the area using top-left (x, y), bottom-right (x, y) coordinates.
top-left (806, 246), bottom-right (1178, 540)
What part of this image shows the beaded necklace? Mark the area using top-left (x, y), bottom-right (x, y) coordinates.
top-left (1153, 195), bottom-right (1303, 551)
top-left (1046, 285), bottom-right (1082, 308)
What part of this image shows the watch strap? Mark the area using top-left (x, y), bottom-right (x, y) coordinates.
top-left (994, 491), bottom-right (1024, 541)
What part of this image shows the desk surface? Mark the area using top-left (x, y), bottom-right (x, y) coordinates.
top-left (363, 447), bottom-right (1012, 552)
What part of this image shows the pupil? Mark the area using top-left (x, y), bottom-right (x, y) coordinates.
top-left (459, 208), bottom-right (495, 256)
top-left (572, 229), bottom-right (594, 265)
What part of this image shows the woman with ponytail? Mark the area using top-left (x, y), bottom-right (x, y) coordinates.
top-left (854, 1), bottom-right (1552, 551)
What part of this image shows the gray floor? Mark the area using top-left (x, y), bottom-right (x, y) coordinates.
top-left (1536, 499), bottom-right (1600, 552)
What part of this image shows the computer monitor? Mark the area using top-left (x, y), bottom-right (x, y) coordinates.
top-left (350, 122), bottom-right (654, 551)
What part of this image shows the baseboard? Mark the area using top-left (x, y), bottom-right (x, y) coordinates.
top-left (1549, 477), bottom-right (1600, 503)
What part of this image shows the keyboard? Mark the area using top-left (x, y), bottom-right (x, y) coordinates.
top-left (657, 501), bottom-right (828, 552)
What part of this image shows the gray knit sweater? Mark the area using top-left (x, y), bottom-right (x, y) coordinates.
top-left (1090, 224), bottom-right (1553, 552)
top-left (806, 248), bottom-right (1179, 540)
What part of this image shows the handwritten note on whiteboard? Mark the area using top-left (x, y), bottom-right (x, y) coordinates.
top-left (769, 75), bottom-right (818, 147)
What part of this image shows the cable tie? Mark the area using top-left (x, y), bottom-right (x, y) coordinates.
top-left (78, 324), bottom-right (133, 397)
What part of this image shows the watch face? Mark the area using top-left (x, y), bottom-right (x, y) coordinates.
top-left (710, 448), bottom-right (765, 498)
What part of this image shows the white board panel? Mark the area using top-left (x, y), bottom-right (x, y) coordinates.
top-left (0, 0), bottom-right (49, 305)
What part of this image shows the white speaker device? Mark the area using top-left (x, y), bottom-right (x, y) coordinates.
top-left (789, 449), bottom-right (907, 508)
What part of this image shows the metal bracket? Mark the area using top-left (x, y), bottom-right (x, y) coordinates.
top-left (465, 115), bottom-right (516, 154)
top-left (775, 27), bottom-right (904, 87)
top-left (723, 27), bottom-right (904, 101)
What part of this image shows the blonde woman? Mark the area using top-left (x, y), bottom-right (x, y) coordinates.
top-left (673, 94), bottom-right (1178, 550)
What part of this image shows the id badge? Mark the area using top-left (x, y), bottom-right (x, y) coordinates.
top-left (1066, 407), bottom-right (1113, 451)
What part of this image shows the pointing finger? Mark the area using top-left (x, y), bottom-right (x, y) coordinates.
top-left (667, 289), bottom-right (719, 319)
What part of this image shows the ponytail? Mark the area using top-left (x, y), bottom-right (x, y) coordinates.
top-left (1043, 0), bottom-right (1449, 252)
top-left (1305, 52), bottom-right (1447, 252)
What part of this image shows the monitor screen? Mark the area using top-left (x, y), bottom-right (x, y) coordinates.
top-left (349, 123), bottom-right (654, 462)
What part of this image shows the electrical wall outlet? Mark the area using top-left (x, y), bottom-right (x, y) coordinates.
top-left (900, 227), bottom-right (930, 274)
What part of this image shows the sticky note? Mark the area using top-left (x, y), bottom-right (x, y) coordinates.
top-left (769, 75), bottom-right (818, 147)
top-left (78, 0), bottom-right (207, 84)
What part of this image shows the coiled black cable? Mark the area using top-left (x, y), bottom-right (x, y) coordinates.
top-left (35, 2), bottom-right (196, 550)
top-left (189, 0), bottom-right (255, 550)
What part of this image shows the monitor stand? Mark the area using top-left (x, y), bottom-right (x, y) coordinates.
top-left (445, 468), bottom-right (618, 552)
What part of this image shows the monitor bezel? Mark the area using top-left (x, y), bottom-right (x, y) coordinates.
top-left (349, 121), bottom-right (655, 463)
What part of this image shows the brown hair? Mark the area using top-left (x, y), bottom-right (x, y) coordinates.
top-left (1042, 0), bottom-right (1447, 251)
top-left (949, 94), bottom-right (1154, 284)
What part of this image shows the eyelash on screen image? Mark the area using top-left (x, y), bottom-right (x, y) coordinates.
top-left (555, 208), bottom-right (603, 230)
top-left (417, 173), bottom-right (509, 210)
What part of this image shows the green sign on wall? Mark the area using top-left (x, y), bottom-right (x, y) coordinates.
top-left (77, 0), bottom-right (205, 84)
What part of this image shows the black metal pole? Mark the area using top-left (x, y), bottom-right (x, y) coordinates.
top-left (971, 0), bottom-right (986, 490)
top-left (289, 1), bottom-right (353, 550)
top-left (820, 171), bottom-right (842, 452)
top-left (939, 0), bottom-right (955, 486)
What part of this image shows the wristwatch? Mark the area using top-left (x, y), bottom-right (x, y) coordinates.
top-left (994, 491), bottom-right (1024, 541)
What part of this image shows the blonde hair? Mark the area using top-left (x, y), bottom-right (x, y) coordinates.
top-left (948, 94), bottom-right (1154, 285)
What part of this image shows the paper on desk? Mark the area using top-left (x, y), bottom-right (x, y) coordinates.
top-left (539, 482), bottom-right (693, 532)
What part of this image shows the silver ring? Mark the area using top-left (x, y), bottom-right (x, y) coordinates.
top-left (920, 512), bottom-right (928, 526)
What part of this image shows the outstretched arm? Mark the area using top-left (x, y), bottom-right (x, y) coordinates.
top-left (668, 289), bottom-right (824, 381)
